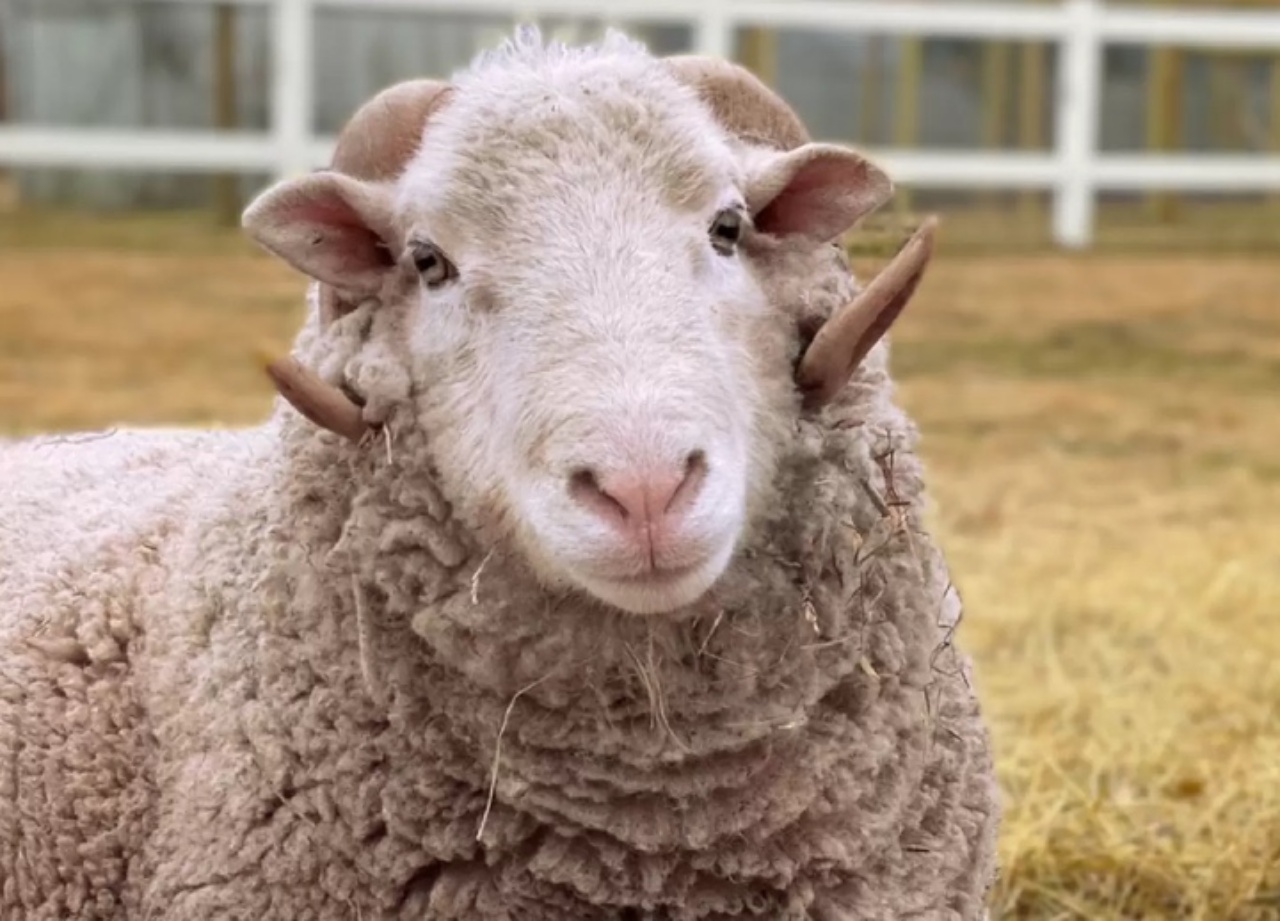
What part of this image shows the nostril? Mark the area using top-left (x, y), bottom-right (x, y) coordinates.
top-left (568, 466), bottom-right (631, 522)
top-left (668, 449), bottom-right (708, 515)
top-left (568, 466), bottom-right (598, 494)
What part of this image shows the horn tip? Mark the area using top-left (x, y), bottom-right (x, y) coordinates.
top-left (256, 346), bottom-right (287, 370)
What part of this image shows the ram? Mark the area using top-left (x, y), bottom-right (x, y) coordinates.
top-left (0, 27), bottom-right (999, 920)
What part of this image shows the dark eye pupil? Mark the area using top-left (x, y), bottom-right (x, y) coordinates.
top-left (715, 216), bottom-right (739, 238)
top-left (411, 242), bottom-right (453, 286)
top-left (711, 210), bottom-right (743, 250)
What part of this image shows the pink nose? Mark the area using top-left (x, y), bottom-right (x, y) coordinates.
top-left (569, 451), bottom-right (708, 562)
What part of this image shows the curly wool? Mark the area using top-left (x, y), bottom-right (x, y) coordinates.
top-left (1, 254), bottom-right (998, 919)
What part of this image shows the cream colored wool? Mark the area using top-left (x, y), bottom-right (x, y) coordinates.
top-left (0, 29), bottom-right (999, 921)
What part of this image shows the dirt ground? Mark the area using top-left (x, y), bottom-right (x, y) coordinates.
top-left (2, 212), bottom-right (1278, 919)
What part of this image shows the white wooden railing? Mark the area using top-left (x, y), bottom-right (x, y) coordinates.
top-left (2, 0), bottom-right (1280, 247)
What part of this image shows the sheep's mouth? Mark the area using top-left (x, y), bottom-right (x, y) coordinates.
top-left (572, 546), bottom-right (733, 616)
top-left (609, 562), bottom-right (702, 586)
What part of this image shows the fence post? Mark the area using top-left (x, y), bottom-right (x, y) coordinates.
top-left (0, 11), bottom-right (11, 211)
top-left (212, 2), bottom-right (241, 225)
top-left (271, 0), bottom-right (314, 180)
top-left (1053, 0), bottom-right (1101, 248)
top-left (694, 1), bottom-right (733, 61)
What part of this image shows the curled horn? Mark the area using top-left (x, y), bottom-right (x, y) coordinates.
top-left (262, 78), bottom-right (453, 443)
top-left (321, 77), bottom-right (455, 326)
top-left (662, 55), bottom-right (810, 152)
top-left (796, 216), bottom-right (938, 410)
top-left (664, 54), bottom-right (937, 412)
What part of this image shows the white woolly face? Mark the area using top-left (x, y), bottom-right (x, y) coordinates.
top-left (405, 219), bottom-right (771, 615)
top-left (394, 58), bottom-right (791, 616)
top-left (241, 29), bottom-right (899, 616)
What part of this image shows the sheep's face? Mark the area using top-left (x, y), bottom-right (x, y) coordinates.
top-left (243, 37), bottom-right (899, 616)
top-left (397, 135), bottom-right (781, 617)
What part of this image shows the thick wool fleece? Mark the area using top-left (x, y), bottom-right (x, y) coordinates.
top-left (0, 233), bottom-right (999, 919)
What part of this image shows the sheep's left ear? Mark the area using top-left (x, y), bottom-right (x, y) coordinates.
top-left (795, 217), bottom-right (938, 411)
top-left (746, 143), bottom-right (892, 245)
top-left (241, 171), bottom-right (398, 299)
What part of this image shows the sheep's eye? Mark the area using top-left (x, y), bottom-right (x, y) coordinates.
top-left (411, 242), bottom-right (455, 287)
top-left (709, 208), bottom-right (744, 255)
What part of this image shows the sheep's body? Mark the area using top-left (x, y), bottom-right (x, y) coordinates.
top-left (0, 427), bottom-right (251, 917)
top-left (0, 29), bottom-right (999, 921)
top-left (1, 286), bottom-right (997, 921)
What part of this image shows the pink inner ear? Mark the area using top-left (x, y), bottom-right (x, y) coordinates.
top-left (291, 196), bottom-right (393, 277)
top-left (755, 157), bottom-right (872, 241)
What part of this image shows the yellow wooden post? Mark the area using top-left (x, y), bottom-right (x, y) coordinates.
top-left (893, 37), bottom-right (922, 214)
top-left (738, 26), bottom-right (777, 87)
top-left (980, 41), bottom-right (1010, 147)
top-left (1017, 41), bottom-right (1045, 219)
top-left (1207, 52), bottom-right (1235, 150)
top-left (1145, 46), bottom-right (1184, 223)
top-left (1229, 53), bottom-right (1251, 152)
top-left (980, 40), bottom-right (1011, 210)
top-left (0, 32), bottom-right (12, 211)
top-left (859, 35), bottom-right (884, 144)
top-left (213, 3), bottom-right (241, 227)
top-left (1271, 55), bottom-right (1280, 205)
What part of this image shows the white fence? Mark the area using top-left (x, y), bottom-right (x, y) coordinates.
top-left (2, 0), bottom-right (1280, 247)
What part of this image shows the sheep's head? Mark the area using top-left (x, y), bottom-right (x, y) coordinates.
top-left (243, 29), bottom-right (933, 617)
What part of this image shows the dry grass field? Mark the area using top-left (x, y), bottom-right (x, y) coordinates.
top-left (1, 209), bottom-right (1278, 920)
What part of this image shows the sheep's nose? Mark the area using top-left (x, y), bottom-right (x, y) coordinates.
top-left (570, 450), bottom-right (708, 555)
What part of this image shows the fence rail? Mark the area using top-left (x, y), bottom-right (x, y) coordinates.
top-left (2, 0), bottom-right (1280, 247)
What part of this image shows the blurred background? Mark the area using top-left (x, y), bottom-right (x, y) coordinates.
top-left (0, 1), bottom-right (1277, 918)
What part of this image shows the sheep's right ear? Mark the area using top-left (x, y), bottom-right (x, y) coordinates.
top-left (746, 144), bottom-right (892, 247)
top-left (242, 172), bottom-right (397, 298)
